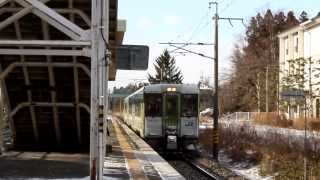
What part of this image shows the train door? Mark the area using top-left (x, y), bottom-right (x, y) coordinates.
top-left (163, 93), bottom-right (179, 149)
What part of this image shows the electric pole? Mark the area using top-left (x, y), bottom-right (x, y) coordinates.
top-left (210, 1), bottom-right (219, 161)
top-left (309, 57), bottom-right (313, 117)
top-left (266, 66), bottom-right (269, 112)
top-left (210, 1), bottom-right (243, 161)
top-left (257, 72), bottom-right (261, 112)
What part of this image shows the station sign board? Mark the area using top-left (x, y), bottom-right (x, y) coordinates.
top-left (116, 45), bottom-right (149, 70)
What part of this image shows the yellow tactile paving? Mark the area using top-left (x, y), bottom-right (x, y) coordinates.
top-left (113, 120), bottom-right (149, 180)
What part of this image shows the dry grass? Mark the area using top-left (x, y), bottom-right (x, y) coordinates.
top-left (252, 112), bottom-right (293, 128)
top-left (309, 120), bottom-right (320, 131)
top-left (252, 112), bottom-right (320, 131)
top-left (293, 118), bottom-right (320, 131)
top-left (199, 123), bottom-right (320, 179)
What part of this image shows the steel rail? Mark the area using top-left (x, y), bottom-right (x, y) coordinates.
top-left (181, 156), bottom-right (224, 180)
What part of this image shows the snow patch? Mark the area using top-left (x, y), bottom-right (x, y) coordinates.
top-left (200, 108), bottom-right (213, 116)
top-left (218, 152), bottom-right (275, 180)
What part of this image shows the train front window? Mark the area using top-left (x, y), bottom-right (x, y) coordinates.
top-left (145, 94), bottom-right (162, 117)
top-left (181, 94), bottom-right (198, 117)
top-left (166, 95), bottom-right (178, 116)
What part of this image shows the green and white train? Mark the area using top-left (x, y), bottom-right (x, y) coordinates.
top-left (122, 84), bottom-right (199, 151)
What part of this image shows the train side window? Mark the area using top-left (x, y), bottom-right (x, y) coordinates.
top-left (181, 94), bottom-right (198, 117)
top-left (145, 94), bottom-right (162, 117)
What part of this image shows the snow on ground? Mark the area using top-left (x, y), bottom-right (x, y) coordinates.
top-left (26, 177), bottom-right (114, 180)
top-left (200, 114), bottom-right (320, 141)
top-left (26, 178), bottom-right (89, 180)
top-left (219, 118), bottom-right (320, 144)
top-left (218, 152), bottom-right (275, 180)
top-left (200, 108), bottom-right (213, 116)
top-left (200, 114), bottom-right (320, 179)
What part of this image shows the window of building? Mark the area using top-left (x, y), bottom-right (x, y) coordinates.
top-left (293, 33), bottom-right (298, 54)
top-left (284, 37), bottom-right (289, 55)
top-left (316, 99), bottom-right (320, 118)
top-left (295, 37), bottom-right (299, 53)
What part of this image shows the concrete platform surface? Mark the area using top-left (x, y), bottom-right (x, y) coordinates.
top-left (0, 151), bottom-right (89, 179)
top-left (103, 117), bottom-right (185, 180)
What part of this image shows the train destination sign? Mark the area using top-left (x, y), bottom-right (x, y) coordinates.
top-left (116, 45), bottom-right (149, 70)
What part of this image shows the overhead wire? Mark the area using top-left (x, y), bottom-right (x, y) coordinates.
top-left (168, 7), bottom-right (212, 53)
top-left (168, 44), bottom-right (214, 60)
top-left (169, 1), bottom-right (219, 55)
top-left (219, 0), bottom-right (237, 15)
top-left (172, 9), bottom-right (210, 42)
top-left (168, 0), bottom-right (241, 58)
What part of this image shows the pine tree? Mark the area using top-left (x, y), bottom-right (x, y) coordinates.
top-left (299, 11), bottom-right (309, 22)
top-left (148, 49), bottom-right (183, 84)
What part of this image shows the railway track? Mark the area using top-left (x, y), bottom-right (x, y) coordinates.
top-left (181, 156), bottom-right (224, 180)
top-left (165, 154), bottom-right (224, 180)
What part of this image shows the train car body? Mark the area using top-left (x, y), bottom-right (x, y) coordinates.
top-left (122, 84), bottom-right (199, 151)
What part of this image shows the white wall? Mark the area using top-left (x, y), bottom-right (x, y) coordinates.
top-left (279, 23), bottom-right (320, 118)
top-left (304, 27), bottom-right (320, 117)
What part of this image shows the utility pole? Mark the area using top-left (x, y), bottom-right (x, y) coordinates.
top-left (257, 72), bottom-right (261, 112)
top-left (309, 57), bottom-right (313, 117)
top-left (210, 1), bottom-right (219, 161)
top-left (209, 1), bottom-right (243, 161)
top-left (277, 80), bottom-right (280, 115)
top-left (304, 96), bottom-right (307, 180)
top-left (266, 66), bottom-right (269, 112)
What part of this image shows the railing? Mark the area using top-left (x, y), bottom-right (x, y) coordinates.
top-left (221, 112), bottom-right (278, 122)
top-left (221, 112), bottom-right (253, 122)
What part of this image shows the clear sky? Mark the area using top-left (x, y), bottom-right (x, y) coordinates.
top-left (109, 0), bottom-right (320, 88)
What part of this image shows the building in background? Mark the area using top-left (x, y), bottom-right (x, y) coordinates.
top-left (278, 15), bottom-right (320, 119)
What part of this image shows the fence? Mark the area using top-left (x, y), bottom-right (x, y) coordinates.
top-left (222, 112), bottom-right (253, 122)
top-left (222, 112), bottom-right (281, 122)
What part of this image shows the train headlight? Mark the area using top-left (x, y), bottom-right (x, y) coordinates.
top-left (167, 87), bottom-right (176, 92)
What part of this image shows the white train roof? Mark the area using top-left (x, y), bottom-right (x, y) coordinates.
top-left (144, 84), bottom-right (199, 94)
top-left (124, 84), bottom-right (199, 101)
top-left (124, 87), bottom-right (144, 101)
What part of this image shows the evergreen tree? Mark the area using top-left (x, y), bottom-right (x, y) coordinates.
top-left (221, 10), bottom-right (301, 112)
top-left (286, 11), bottom-right (299, 28)
top-left (148, 49), bottom-right (183, 84)
top-left (299, 11), bottom-right (309, 22)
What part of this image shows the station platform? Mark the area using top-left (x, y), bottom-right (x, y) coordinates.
top-left (104, 117), bottom-right (184, 180)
